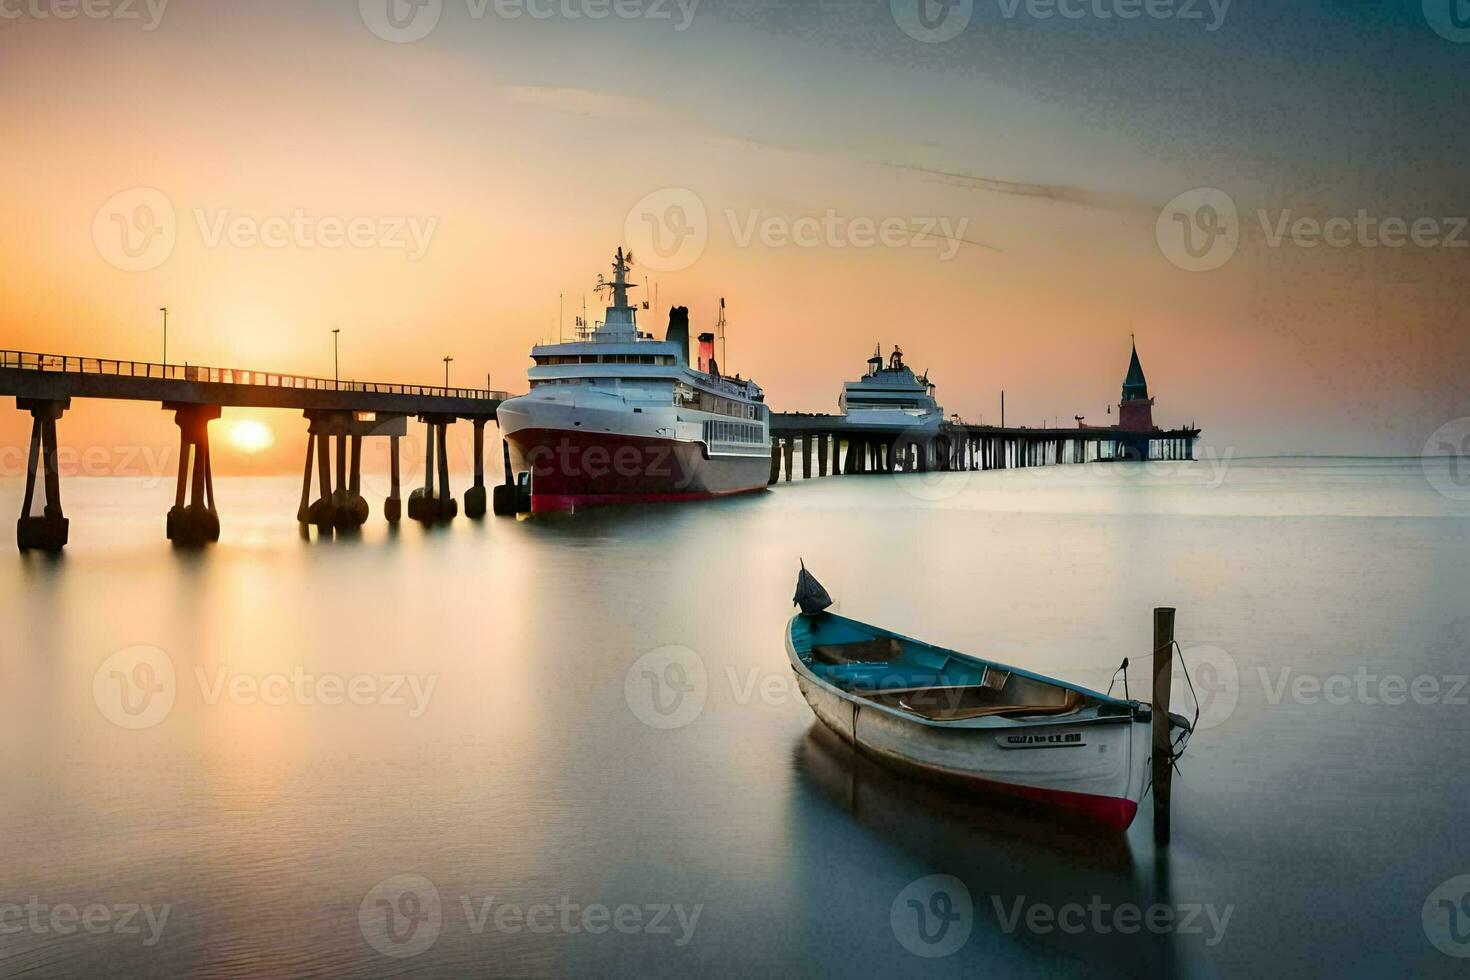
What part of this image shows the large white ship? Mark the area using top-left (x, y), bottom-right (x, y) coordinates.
top-left (839, 346), bottom-right (943, 429)
top-left (496, 248), bottom-right (771, 512)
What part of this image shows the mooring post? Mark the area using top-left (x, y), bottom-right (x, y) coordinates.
top-left (1152, 606), bottom-right (1177, 845)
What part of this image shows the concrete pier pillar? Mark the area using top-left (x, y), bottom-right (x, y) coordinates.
top-left (434, 421), bottom-right (456, 521)
top-left (802, 436), bottom-right (812, 479)
top-left (165, 403), bottom-right (222, 546)
top-left (817, 434), bottom-right (828, 477)
top-left (409, 418), bottom-right (436, 521)
top-left (385, 435), bottom-right (402, 522)
top-left (465, 418), bottom-right (488, 518)
top-left (783, 437), bottom-right (794, 482)
top-left (769, 442), bottom-right (781, 485)
top-left (16, 398), bottom-right (70, 552)
top-left (297, 432), bottom-right (316, 523)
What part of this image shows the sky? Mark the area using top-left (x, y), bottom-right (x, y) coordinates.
top-left (1, 0), bottom-right (1467, 476)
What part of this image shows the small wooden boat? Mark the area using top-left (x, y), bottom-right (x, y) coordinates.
top-left (786, 568), bottom-right (1191, 831)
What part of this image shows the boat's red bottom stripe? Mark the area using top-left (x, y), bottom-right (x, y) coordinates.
top-left (865, 744), bottom-right (1139, 830)
top-left (531, 487), bottom-right (764, 513)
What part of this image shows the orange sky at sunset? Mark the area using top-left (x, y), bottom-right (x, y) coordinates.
top-left (3, 1), bottom-right (1467, 477)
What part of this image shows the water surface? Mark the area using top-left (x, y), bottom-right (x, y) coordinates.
top-left (2, 457), bottom-right (1467, 976)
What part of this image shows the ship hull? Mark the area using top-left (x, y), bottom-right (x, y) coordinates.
top-left (503, 427), bottom-right (769, 512)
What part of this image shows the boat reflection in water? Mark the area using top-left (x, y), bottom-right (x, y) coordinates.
top-left (796, 723), bottom-right (1201, 975)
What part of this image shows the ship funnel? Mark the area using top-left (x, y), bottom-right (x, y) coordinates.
top-left (697, 332), bottom-right (716, 375)
top-left (665, 306), bottom-right (691, 366)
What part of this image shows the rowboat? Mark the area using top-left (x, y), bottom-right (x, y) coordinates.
top-left (786, 567), bottom-right (1191, 831)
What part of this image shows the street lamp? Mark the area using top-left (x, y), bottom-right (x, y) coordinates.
top-left (159, 307), bottom-right (168, 372)
top-left (443, 355), bottom-right (454, 389)
top-left (332, 328), bottom-right (341, 384)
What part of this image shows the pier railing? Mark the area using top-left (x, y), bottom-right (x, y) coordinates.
top-left (0, 349), bottom-right (511, 402)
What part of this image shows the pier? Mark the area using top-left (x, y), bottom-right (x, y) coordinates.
top-left (1, 350), bottom-right (510, 551)
top-left (766, 339), bottom-right (1199, 483)
top-left (765, 416), bottom-right (1201, 482)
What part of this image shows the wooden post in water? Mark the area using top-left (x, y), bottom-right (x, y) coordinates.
top-left (1152, 606), bottom-right (1176, 845)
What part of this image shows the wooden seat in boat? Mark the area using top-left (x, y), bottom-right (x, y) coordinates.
top-left (812, 637), bottom-right (899, 665)
top-left (865, 684), bottom-right (1084, 722)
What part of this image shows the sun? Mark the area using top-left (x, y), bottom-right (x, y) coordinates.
top-left (227, 419), bottom-right (275, 454)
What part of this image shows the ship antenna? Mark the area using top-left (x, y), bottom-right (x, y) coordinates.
top-left (559, 292), bottom-right (564, 344)
top-left (718, 297), bottom-right (727, 371)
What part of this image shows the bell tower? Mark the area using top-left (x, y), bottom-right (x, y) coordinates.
top-left (1118, 338), bottom-right (1154, 431)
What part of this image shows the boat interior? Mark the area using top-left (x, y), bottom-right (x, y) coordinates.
top-left (790, 613), bottom-right (1100, 723)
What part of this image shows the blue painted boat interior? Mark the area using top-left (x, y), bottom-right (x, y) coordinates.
top-left (790, 612), bottom-right (1130, 723)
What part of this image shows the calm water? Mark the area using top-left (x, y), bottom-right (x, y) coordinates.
top-left (2, 457), bottom-right (1468, 977)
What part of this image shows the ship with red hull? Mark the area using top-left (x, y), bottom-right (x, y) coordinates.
top-left (496, 248), bottom-right (771, 513)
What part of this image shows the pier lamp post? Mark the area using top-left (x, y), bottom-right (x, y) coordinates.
top-left (159, 307), bottom-right (168, 374)
top-left (332, 328), bottom-right (340, 385)
top-left (443, 355), bottom-right (454, 389)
